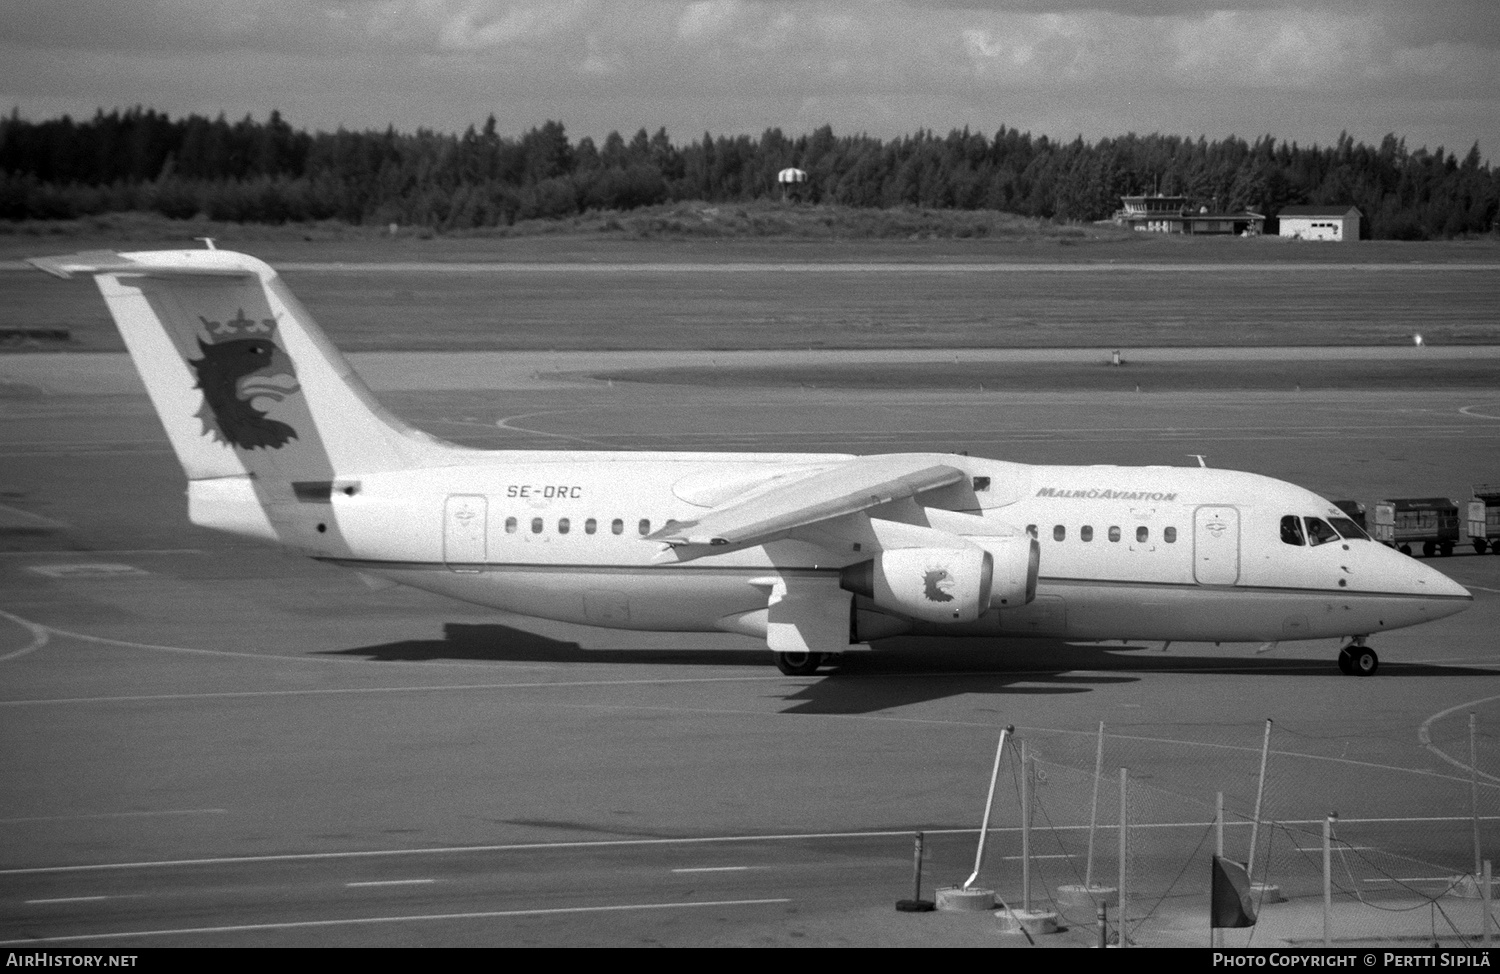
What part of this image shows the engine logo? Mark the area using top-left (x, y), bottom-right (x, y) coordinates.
top-left (922, 568), bottom-right (956, 603)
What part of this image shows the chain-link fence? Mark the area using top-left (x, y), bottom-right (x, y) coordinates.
top-left (930, 721), bottom-right (1500, 946)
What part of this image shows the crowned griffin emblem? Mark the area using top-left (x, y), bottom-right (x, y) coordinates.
top-left (922, 568), bottom-right (956, 603)
top-left (188, 309), bottom-right (300, 450)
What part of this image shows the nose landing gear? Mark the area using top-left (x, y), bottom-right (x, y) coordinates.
top-left (1337, 637), bottom-right (1378, 676)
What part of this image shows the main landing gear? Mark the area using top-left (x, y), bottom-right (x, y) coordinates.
top-left (1337, 637), bottom-right (1379, 676)
top-left (775, 651), bottom-right (825, 676)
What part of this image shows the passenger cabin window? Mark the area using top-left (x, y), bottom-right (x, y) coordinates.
top-left (1026, 524), bottom-right (1037, 538)
top-left (972, 476), bottom-right (991, 492)
top-left (531, 517), bottom-right (544, 534)
top-left (1080, 525), bottom-right (1093, 542)
top-left (1108, 526), bottom-right (1121, 542)
top-left (1053, 525), bottom-right (1066, 541)
top-left (638, 518), bottom-right (651, 536)
top-left (585, 518), bottom-right (597, 535)
top-left (1305, 517), bottom-right (1340, 547)
top-left (1164, 527), bottom-right (1177, 543)
top-left (1280, 515), bottom-right (1305, 546)
top-left (505, 516), bottom-right (517, 534)
top-left (1137, 526), bottom-right (1148, 543)
top-left (611, 518), bottom-right (624, 535)
top-left (558, 518), bottom-right (570, 535)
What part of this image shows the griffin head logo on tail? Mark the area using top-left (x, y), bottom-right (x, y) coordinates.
top-left (188, 309), bottom-right (300, 450)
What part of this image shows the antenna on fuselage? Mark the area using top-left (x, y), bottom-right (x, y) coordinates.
top-left (1189, 454), bottom-right (1208, 468)
top-left (194, 237), bottom-right (217, 251)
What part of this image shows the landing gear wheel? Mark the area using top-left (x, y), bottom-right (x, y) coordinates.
top-left (1339, 646), bottom-right (1379, 676)
top-left (775, 651), bottom-right (824, 676)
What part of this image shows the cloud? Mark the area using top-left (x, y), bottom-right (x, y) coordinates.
top-left (0, 0), bottom-right (1495, 155)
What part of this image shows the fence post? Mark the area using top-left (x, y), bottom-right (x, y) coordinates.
top-left (1214, 792), bottom-right (1224, 949)
top-left (1485, 859), bottom-right (1492, 947)
top-left (1249, 719), bottom-right (1272, 880)
top-left (963, 725), bottom-right (1012, 890)
top-left (1022, 740), bottom-right (1032, 912)
top-left (1323, 812), bottom-right (1336, 947)
top-left (1085, 721), bottom-right (1104, 889)
top-left (1119, 767), bottom-right (1128, 948)
top-left (1473, 713), bottom-right (1482, 882)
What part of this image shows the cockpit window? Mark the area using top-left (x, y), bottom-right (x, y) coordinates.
top-left (1280, 515), bottom-right (1305, 546)
top-left (1304, 517), bottom-right (1340, 547)
top-left (1327, 516), bottom-right (1369, 541)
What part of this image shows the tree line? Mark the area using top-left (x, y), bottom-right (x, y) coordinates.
top-left (2, 107), bottom-right (1496, 239)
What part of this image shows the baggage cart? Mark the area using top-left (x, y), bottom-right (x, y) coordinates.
top-left (1468, 484), bottom-right (1500, 554)
top-left (1372, 497), bottom-right (1460, 557)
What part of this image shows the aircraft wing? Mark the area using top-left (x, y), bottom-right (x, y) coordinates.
top-left (647, 455), bottom-right (967, 549)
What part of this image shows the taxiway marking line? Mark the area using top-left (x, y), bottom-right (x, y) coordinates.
top-left (25, 897), bottom-right (108, 905)
top-left (0, 897), bottom-right (793, 944)
top-left (671, 866), bottom-right (752, 874)
top-left (0, 809), bottom-right (226, 824)
top-left (0, 610), bottom-right (48, 663)
top-left (1418, 694), bottom-right (1500, 785)
top-left (345, 879), bottom-right (436, 888)
top-left (0, 549), bottom-right (204, 558)
top-left (10, 818), bottom-right (1496, 877)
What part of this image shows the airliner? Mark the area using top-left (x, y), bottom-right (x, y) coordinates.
top-left (29, 248), bottom-right (1471, 677)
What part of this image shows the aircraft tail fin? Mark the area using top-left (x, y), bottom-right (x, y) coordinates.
top-left (29, 249), bottom-right (460, 541)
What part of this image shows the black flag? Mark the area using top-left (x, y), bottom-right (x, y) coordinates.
top-left (1212, 855), bottom-right (1258, 928)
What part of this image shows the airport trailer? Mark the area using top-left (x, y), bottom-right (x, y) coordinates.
top-left (1467, 485), bottom-right (1500, 555)
top-left (1373, 497), bottom-right (1461, 557)
top-left (1333, 500), bottom-right (1367, 532)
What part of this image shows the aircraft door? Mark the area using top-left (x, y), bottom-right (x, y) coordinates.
top-left (444, 494), bottom-right (487, 572)
top-left (1193, 505), bottom-right (1240, 585)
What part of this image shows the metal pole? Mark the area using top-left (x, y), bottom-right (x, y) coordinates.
top-left (1485, 859), bottom-right (1493, 947)
top-left (963, 725), bottom-right (1013, 890)
top-left (1119, 767), bottom-right (1128, 948)
top-left (1085, 720), bottom-right (1104, 890)
top-left (1323, 812), bottom-right (1336, 948)
top-left (912, 832), bottom-right (925, 903)
top-left (1214, 792), bottom-right (1224, 949)
top-left (1098, 902), bottom-right (1108, 950)
top-left (1473, 713), bottom-right (1482, 881)
top-left (1022, 740), bottom-right (1032, 912)
top-left (1248, 718), bottom-right (1272, 880)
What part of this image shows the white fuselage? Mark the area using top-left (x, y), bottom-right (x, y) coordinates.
top-left (201, 450), bottom-right (1471, 645)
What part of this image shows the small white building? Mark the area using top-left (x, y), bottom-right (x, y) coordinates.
top-left (1278, 205), bottom-right (1362, 242)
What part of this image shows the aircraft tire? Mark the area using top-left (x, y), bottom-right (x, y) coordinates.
top-left (1337, 651), bottom-right (1354, 675)
top-left (1349, 647), bottom-right (1379, 676)
top-left (775, 651), bottom-right (824, 676)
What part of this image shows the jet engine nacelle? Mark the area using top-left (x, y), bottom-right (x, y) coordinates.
top-left (840, 537), bottom-right (1040, 625)
top-left (976, 535), bottom-right (1041, 609)
top-left (840, 546), bottom-right (994, 624)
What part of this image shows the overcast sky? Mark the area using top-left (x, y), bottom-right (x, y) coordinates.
top-left (3, 0), bottom-right (1497, 158)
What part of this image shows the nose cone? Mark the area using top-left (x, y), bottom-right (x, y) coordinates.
top-left (1377, 544), bottom-right (1472, 613)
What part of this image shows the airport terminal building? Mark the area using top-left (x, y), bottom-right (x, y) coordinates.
top-left (1113, 195), bottom-right (1265, 235)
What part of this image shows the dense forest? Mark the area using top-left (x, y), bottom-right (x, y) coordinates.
top-left (2, 107), bottom-right (1497, 239)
